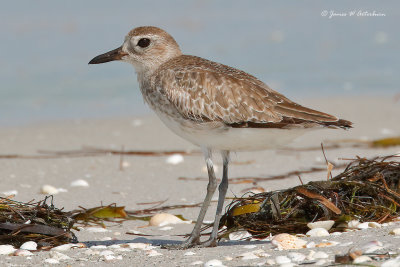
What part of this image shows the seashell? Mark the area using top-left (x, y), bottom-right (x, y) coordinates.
top-left (228, 231), bottom-right (252, 241)
top-left (306, 228), bottom-right (330, 237)
top-left (147, 250), bottom-right (163, 256)
top-left (99, 250), bottom-right (114, 256)
top-left (40, 185), bottom-right (59, 195)
top-left (316, 241), bottom-right (339, 247)
top-left (362, 240), bottom-right (383, 253)
top-left (184, 251), bottom-right (196, 256)
top-left (49, 251), bottom-right (71, 261)
top-left (271, 233), bottom-right (307, 250)
top-left (0, 245), bottom-right (16, 255)
top-left (149, 213), bottom-right (184, 226)
top-left (347, 220), bottom-right (360, 229)
top-left (13, 249), bottom-right (33, 256)
top-left (2, 190), bottom-right (18, 196)
top-left (166, 154), bottom-right (184, 165)
top-left (390, 228), bottom-right (400, 235)
top-left (20, 241), bottom-right (37, 251)
top-left (85, 227), bottom-right (109, 233)
top-left (70, 179), bottom-right (89, 187)
top-left (353, 255), bottom-right (372, 263)
top-left (307, 220), bottom-right (334, 230)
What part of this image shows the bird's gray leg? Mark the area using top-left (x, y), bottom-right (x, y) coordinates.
top-left (200, 150), bottom-right (230, 247)
top-left (170, 148), bottom-right (217, 249)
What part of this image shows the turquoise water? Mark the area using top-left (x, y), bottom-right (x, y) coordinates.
top-left (1, 1), bottom-right (399, 126)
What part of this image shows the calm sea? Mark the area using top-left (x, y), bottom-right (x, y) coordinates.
top-left (1, 1), bottom-right (398, 126)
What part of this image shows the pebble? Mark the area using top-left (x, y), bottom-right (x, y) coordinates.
top-left (166, 154), bottom-right (184, 165)
top-left (40, 185), bottom-right (59, 195)
top-left (149, 213), bottom-right (184, 226)
top-left (126, 243), bottom-right (155, 250)
top-left (390, 228), bottom-right (400, 235)
top-left (51, 243), bottom-right (79, 251)
top-left (306, 228), bottom-right (330, 237)
top-left (20, 241), bottom-right (37, 251)
top-left (271, 233), bottom-right (307, 250)
top-left (70, 179), bottom-right (89, 187)
top-left (228, 231), bottom-right (252, 241)
top-left (204, 259), bottom-right (225, 267)
top-left (307, 220), bottom-right (334, 230)
top-left (0, 245), bottom-right (16, 255)
top-left (184, 251), bottom-right (196, 256)
top-left (275, 255), bottom-right (291, 264)
top-left (44, 259), bottom-right (59, 264)
top-left (13, 249), bottom-right (33, 256)
top-left (357, 222), bottom-right (381, 229)
top-left (353, 255), bottom-right (372, 263)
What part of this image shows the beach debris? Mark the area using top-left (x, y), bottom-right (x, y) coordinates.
top-left (228, 231), bottom-right (252, 241)
top-left (0, 196), bottom-right (76, 248)
top-left (13, 249), bottom-right (33, 256)
top-left (148, 213), bottom-right (185, 226)
top-left (218, 155), bottom-right (400, 237)
top-left (72, 204), bottom-right (127, 226)
top-left (275, 255), bottom-right (291, 264)
top-left (70, 179), bottom-right (89, 187)
top-left (271, 234), bottom-right (307, 250)
top-left (40, 185), bottom-right (59, 195)
top-left (166, 154), bottom-right (184, 165)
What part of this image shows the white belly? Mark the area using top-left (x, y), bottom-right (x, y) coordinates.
top-left (155, 110), bottom-right (308, 151)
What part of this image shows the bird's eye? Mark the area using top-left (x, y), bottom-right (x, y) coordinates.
top-left (137, 38), bottom-right (151, 48)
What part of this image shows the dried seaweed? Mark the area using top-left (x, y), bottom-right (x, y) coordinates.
top-left (0, 196), bottom-right (76, 248)
top-left (219, 155), bottom-right (400, 238)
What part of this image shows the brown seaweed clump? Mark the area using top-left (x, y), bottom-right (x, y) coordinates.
top-left (219, 155), bottom-right (400, 239)
top-left (0, 196), bottom-right (76, 248)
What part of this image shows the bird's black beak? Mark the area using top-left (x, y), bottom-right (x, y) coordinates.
top-left (88, 46), bottom-right (127, 64)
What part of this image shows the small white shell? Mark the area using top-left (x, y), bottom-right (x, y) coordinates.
top-left (0, 245), bottom-right (16, 255)
top-left (353, 255), bottom-right (372, 263)
top-left (275, 255), bottom-right (291, 264)
top-left (287, 252), bottom-right (306, 263)
top-left (307, 220), bottom-right (334, 230)
top-left (149, 213), bottom-right (184, 226)
top-left (40, 185), bottom-right (59, 195)
top-left (20, 241), bottom-right (37, 251)
top-left (313, 251), bottom-right (329, 259)
top-left (166, 154), bottom-right (184, 165)
top-left (271, 233), bottom-right (307, 250)
top-left (70, 179), bottom-right (89, 187)
top-left (306, 228), bottom-right (330, 237)
top-left (347, 220), bottom-right (360, 229)
top-left (13, 249), bottom-right (33, 256)
top-left (228, 231), bottom-right (252, 241)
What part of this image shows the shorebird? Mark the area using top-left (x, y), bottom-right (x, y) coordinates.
top-left (89, 26), bottom-right (352, 248)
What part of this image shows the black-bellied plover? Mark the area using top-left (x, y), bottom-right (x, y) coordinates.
top-left (89, 26), bottom-right (352, 248)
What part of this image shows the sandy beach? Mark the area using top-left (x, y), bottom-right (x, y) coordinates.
top-left (1, 96), bottom-right (400, 266)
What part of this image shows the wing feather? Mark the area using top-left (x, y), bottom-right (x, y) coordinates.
top-left (154, 55), bottom-right (352, 129)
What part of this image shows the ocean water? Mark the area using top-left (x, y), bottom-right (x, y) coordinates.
top-left (0, 1), bottom-right (399, 126)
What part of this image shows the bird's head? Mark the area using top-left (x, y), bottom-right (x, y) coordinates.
top-left (89, 26), bottom-right (182, 74)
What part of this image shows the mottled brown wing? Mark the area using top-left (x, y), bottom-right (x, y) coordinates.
top-left (155, 55), bottom-right (351, 129)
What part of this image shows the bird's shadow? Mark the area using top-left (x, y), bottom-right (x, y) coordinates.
top-left (82, 237), bottom-right (271, 248)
